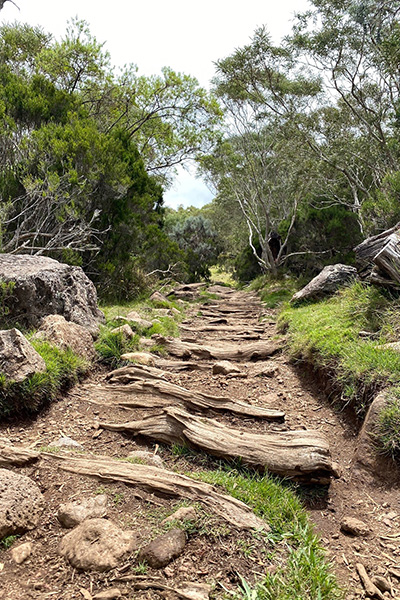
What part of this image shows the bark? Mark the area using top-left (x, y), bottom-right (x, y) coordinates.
top-left (0, 441), bottom-right (40, 467)
top-left (153, 335), bottom-right (281, 362)
top-left (373, 233), bottom-right (400, 284)
top-left (43, 453), bottom-right (267, 530)
top-left (84, 379), bottom-right (285, 420)
top-left (100, 406), bottom-right (333, 482)
top-left (105, 364), bottom-right (167, 384)
top-left (354, 223), bottom-right (400, 267)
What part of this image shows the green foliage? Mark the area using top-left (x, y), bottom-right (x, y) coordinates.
top-left (0, 535), bottom-right (18, 550)
top-left (248, 274), bottom-right (303, 309)
top-left (376, 392), bottom-right (400, 460)
top-left (147, 316), bottom-right (179, 338)
top-left (0, 339), bottom-right (88, 418)
top-left (193, 468), bottom-right (342, 600)
top-left (0, 280), bottom-right (15, 323)
top-left (279, 282), bottom-right (400, 412)
top-left (95, 326), bottom-right (140, 368)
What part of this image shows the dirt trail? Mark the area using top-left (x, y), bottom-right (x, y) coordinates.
top-left (1, 286), bottom-right (400, 599)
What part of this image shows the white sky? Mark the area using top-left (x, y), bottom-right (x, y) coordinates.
top-left (1, 0), bottom-right (310, 209)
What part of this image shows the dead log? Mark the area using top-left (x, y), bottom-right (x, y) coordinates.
top-left (43, 453), bottom-right (267, 530)
top-left (100, 407), bottom-right (333, 482)
top-left (373, 232), bottom-right (400, 283)
top-left (153, 335), bottom-right (281, 362)
top-left (84, 379), bottom-right (285, 420)
top-left (354, 222), bottom-right (400, 266)
top-left (154, 359), bottom-right (210, 372)
top-left (0, 441), bottom-right (40, 467)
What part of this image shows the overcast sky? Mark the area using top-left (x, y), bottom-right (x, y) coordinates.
top-left (1, 0), bottom-right (310, 208)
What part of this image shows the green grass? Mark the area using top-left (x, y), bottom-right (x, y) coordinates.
top-left (0, 340), bottom-right (88, 418)
top-left (0, 535), bottom-right (18, 550)
top-left (192, 468), bottom-right (342, 600)
top-left (278, 282), bottom-right (400, 413)
top-left (375, 390), bottom-right (400, 460)
top-left (95, 325), bottom-right (140, 367)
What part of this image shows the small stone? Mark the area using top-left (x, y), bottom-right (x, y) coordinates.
top-left (126, 310), bottom-right (142, 321)
top-left (130, 318), bottom-right (153, 330)
top-left (371, 575), bottom-right (391, 593)
top-left (150, 291), bottom-right (169, 304)
top-left (331, 462), bottom-right (342, 478)
top-left (120, 352), bottom-right (155, 366)
top-left (93, 589), bottom-right (122, 599)
top-left (110, 324), bottom-right (134, 339)
top-left (57, 495), bottom-right (108, 528)
top-left (49, 436), bottom-right (83, 450)
top-left (59, 518), bottom-right (137, 572)
top-left (170, 308), bottom-right (180, 316)
top-left (212, 361), bottom-right (241, 375)
top-left (340, 516), bottom-right (370, 537)
top-left (138, 528), bottom-right (186, 568)
top-left (127, 451), bottom-right (164, 468)
top-left (177, 582), bottom-right (211, 600)
top-left (162, 506), bottom-right (196, 525)
top-left (256, 365), bottom-right (278, 378)
top-left (11, 541), bottom-right (33, 564)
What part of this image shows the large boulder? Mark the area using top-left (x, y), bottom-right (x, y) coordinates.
top-left (34, 315), bottom-right (96, 361)
top-left (0, 328), bottom-right (46, 382)
top-left (0, 255), bottom-right (104, 336)
top-left (0, 469), bottom-right (44, 537)
top-left (291, 264), bottom-right (358, 303)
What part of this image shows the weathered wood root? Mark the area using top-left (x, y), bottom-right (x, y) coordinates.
top-left (87, 378), bottom-right (285, 420)
top-left (43, 453), bottom-right (267, 530)
top-left (179, 324), bottom-right (265, 335)
top-left (356, 563), bottom-right (384, 599)
top-left (155, 359), bottom-right (211, 372)
top-left (113, 578), bottom-right (211, 600)
top-left (153, 335), bottom-right (281, 362)
top-left (0, 441), bottom-right (40, 467)
top-left (100, 406), bottom-right (333, 482)
top-left (105, 364), bottom-right (167, 384)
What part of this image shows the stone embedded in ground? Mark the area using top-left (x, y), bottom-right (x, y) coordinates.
top-left (138, 528), bottom-right (186, 568)
top-left (120, 352), bottom-right (156, 366)
top-left (34, 315), bottom-right (96, 361)
top-left (212, 360), bottom-right (241, 375)
top-left (93, 589), bottom-right (122, 599)
top-left (130, 318), bottom-right (153, 330)
top-left (110, 324), bottom-right (134, 339)
top-left (0, 254), bottom-right (104, 336)
top-left (0, 328), bottom-right (46, 383)
top-left (340, 516), bottom-right (370, 537)
top-left (177, 582), bottom-right (212, 600)
top-left (161, 506), bottom-right (196, 525)
top-left (58, 518), bottom-right (137, 572)
top-left (126, 310), bottom-right (142, 321)
top-left (57, 495), bottom-right (108, 528)
top-left (11, 541), bottom-right (33, 564)
top-left (255, 364), bottom-right (279, 378)
top-left (371, 576), bottom-right (392, 593)
top-left (127, 451), bottom-right (164, 468)
top-left (150, 291), bottom-right (169, 304)
top-left (0, 469), bottom-right (44, 537)
top-left (291, 264), bottom-right (358, 303)
top-left (50, 435), bottom-right (83, 450)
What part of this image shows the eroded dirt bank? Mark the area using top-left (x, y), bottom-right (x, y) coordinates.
top-left (1, 286), bottom-right (400, 600)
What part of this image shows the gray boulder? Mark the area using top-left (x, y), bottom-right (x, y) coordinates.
top-left (0, 469), bottom-right (44, 537)
top-left (0, 328), bottom-right (46, 382)
top-left (291, 264), bottom-right (357, 303)
top-left (59, 518), bottom-right (137, 571)
top-left (57, 495), bottom-right (108, 528)
top-left (0, 254), bottom-right (104, 336)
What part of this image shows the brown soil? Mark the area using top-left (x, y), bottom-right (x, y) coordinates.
top-left (1, 286), bottom-right (400, 600)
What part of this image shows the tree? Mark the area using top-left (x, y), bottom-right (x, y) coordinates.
top-left (169, 215), bottom-right (219, 281)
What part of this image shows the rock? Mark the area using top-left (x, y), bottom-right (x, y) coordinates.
top-left (126, 310), bottom-right (142, 321)
top-left (34, 315), bottom-right (96, 361)
top-left (150, 291), bottom-right (169, 304)
top-left (161, 506), bottom-right (196, 525)
top-left (371, 575), bottom-right (391, 593)
top-left (130, 318), bottom-right (153, 330)
top-left (0, 254), bottom-right (104, 336)
top-left (59, 518), bottom-right (137, 572)
top-left (170, 308), bottom-right (180, 316)
top-left (139, 338), bottom-right (156, 349)
top-left (0, 469), bottom-right (44, 537)
top-left (127, 451), bottom-right (164, 468)
top-left (11, 541), bottom-right (33, 564)
top-left (50, 435), bottom-right (83, 450)
top-left (120, 352), bottom-right (156, 366)
top-left (110, 324), bottom-right (134, 339)
top-left (212, 361), bottom-right (241, 375)
top-left (138, 528), bottom-right (186, 568)
top-left (340, 516), bottom-right (370, 537)
top-left (352, 390), bottom-right (397, 482)
top-left (57, 495), bottom-right (108, 528)
top-left (0, 328), bottom-right (46, 382)
top-left (93, 590), bottom-right (122, 600)
top-left (291, 264), bottom-right (358, 303)
top-left (255, 364), bottom-right (279, 378)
